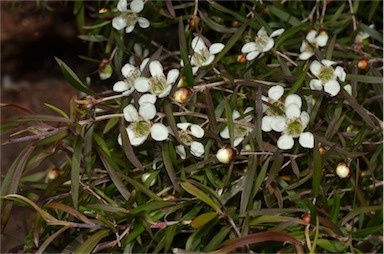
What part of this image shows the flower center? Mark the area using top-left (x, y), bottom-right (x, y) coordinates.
top-left (122, 11), bottom-right (138, 26)
top-left (149, 75), bottom-right (168, 96)
top-left (234, 125), bottom-right (250, 138)
top-left (285, 118), bottom-right (304, 138)
top-left (179, 130), bottom-right (193, 145)
top-left (318, 66), bottom-right (334, 83)
top-left (131, 121), bottom-right (151, 137)
top-left (192, 47), bottom-right (210, 66)
top-left (124, 67), bottom-right (141, 86)
top-left (266, 100), bottom-right (285, 116)
top-left (255, 34), bottom-right (270, 51)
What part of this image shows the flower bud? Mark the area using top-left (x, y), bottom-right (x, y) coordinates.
top-left (301, 214), bottom-right (311, 224)
top-left (173, 87), bottom-right (193, 103)
top-left (141, 173), bottom-right (156, 186)
top-left (358, 58), bottom-right (368, 71)
top-left (237, 54), bottom-right (247, 64)
top-left (335, 162), bottom-right (350, 178)
top-left (98, 59), bottom-right (113, 80)
top-left (216, 145), bottom-right (237, 164)
top-left (188, 15), bottom-right (201, 31)
top-left (319, 146), bottom-right (326, 155)
top-left (47, 168), bottom-right (63, 180)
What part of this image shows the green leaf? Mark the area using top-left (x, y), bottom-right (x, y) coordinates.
top-left (119, 119), bottom-right (144, 170)
top-left (317, 239), bottom-right (348, 253)
top-left (55, 57), bottom-right (94, 95)
top-left (190, 212), bottom-right (218, 229)
top-left (74, 229), bottom-right (109, 253)
top-left (44, 103), bottom-right (69, 118)
top-left (77, 35), bottom-right (108, 42)
top-left (164, 224), bottom-right (178, 253)
top-left (181, 181), bottom-right (222, 214)
top-left (203, 226), bottom-right (231, 252)
top-left (44, 202), bottom-right (94, 225)
top-left (178, 17), bottom-right (194, 87)
top-left (71, 136), bottom-right (82, 209)
top-left (268, 5), bottom-right (301, 26)
top-left (346, 74), bottom-right (383, 84)
top-left (212, 20), bottom-right (249, 66)
top-left (224, 99), bottom-right (234, 146)
top-left (329, 190), bottom-right (341, 224)
top-left (129, 201), bottom-right (175, 215)
top-left (162, 143), bottom-right (179, 192)
top-left (312, 137), bottom-right (322, 197)
top-left (103, 117), bottom-right (119, 134)
top-left (186, 216), bottom-right (220, 251)
top-left (34, 129), bottom-right (68, 146)
top-left (341, 206), bottom-right (382, 226)
top-left (240, 155), bottom-right (257, 214)
top-left (288, 64), bottom-right (309, 95)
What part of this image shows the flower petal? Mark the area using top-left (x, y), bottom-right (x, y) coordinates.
top-left (112, 16), bottom-right (127, 30)
top-left (299, 51), bottom-right (313, 60)
top-left (324, 80), bottom-right (341, 96)
top-left (175, 145), bottom-right (186, 159)
top-left (137, 17), bottom-right (150, 28)
top-left (134, 77), bottom-right (150, 92)
top-left (117, 0), bottom-right (127, 12)
top-left (123, 104), bottom-right (139, 122)
top-left (220, 126), bottom-right (230, 138)
top-left (150, 123), bottom-right (169, 141)
top-left (209, 43), bottom-right (225, 55)
top-left (234, 137), bottom-right (244, 147)
top-left (127, 127), bottom-right (147, 146)
top-left (140, 58), bottom-right (150, 71)
top-left (306, 30), bottom-right (318, 42)
top-left (113, 81), bottom-right (130, 92)
top-left (130, 0), bottom-right (144, 13)
top-left (299, 132), bottom-right (314, 148)
top-left (300, 111), bottom-right (310, 127)
top-left (191, 141), bottom-right (205, 157)
top-left (268, 85), bottom-right (284, 100)
top-left (191, 36), bottom-right (206, 52)
top-left (139, 102), bottom-right (157, 120)
top-left (277, 135), bottom-right (294, 150)
top-left (261, 116), bottom-right (273, 132)
top-left (177, 122), bottom-right (191, 131)
top-left (316, 31), bottom-right (329, 47)
top-left (257, 26), bottom-right (268, 36)
top-left (201, 55), bottom-right (215, 66)
top-left (285, 104), bottom-right (301, 119)
top-left (271, 116), bottom-right (286, 132)
top-left (309, 79), bottom-right (323, 91)
top-left (166, 69), bottom-right (179, 85)
top-left (344, 84), bottom-right (352, 95)
top-left (125, 25), bottom-right (136, 33)
top-left (309, 60), bottom-right (322, 76)
top-left (158, 86), bottom-right (172, 98)
top-left (149, 61), bottom-right (163, 77)
top-left (334, 66), bottom-right (346, 81)
top-left (285, 94), bottom-right (302, 108)
top-left (241, 42), bottom-right (257, 53)
top-left (139, 93), bottom-right (157, 105)
top-left (321, 59), bottom-right (336, 66)
top-left (262, 38), bottom-right (274, 52)
top-left (191, 124), bottom-right (204, 138)
top-left (270, 28), bottom-right (285, 37)
top-left (192, 66), bottom-right (199, 75)
top-left (122, 88), bottom-right (135, 96)
top-left (121, 63), bottom-right (137, 77)
top-left (246, 51), bottom-right (260, 61)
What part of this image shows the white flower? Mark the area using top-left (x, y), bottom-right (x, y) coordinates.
top-left (275, 104), bottom-right (314, 150)
top-left (118, 94), bottom-right (168, 146)
top-left (355, 24), bottom-right (375, 44)
top-left (113, 63), bottom-right (143, 96)
top-left (182, 36), bottom-right (224, 74)
top-left (220, 107), bottom-right (254, 147)
top-left (112, 0), bottom-right (150, 33)
top-left (134, 60), bottom-right (179, 98)
top-left (174, 123), bottom-right (205, 158)
top-left (261, 85), bottom-right (286, 132)
top-left (129, 43), bottom-right (149, 65)
top-left (299, 30), bottom-right (329, 60)
top-left (241, 27), bottom-right (285, 61)
top-left (309, 60), bottom-right (346, 97)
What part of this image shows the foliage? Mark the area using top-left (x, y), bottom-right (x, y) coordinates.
top-left (1, 0), bottom-right (383, 253)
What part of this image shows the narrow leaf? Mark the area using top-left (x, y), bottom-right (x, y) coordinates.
top-left (74, 229), bottom-right (109, 253)
top-left (181, 181), bottom-right (222, 214)
top-left (190, 212), bottom-right (218, 229)
top-left (119, 119), bottom-right (144, 170)
top-left (71, 135), bottom-right (82, 209)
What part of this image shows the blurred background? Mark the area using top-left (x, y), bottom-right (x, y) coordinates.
top-left (1, 1), bottom-right (92, 251)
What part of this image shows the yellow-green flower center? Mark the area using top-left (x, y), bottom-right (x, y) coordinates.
top-left (124, 68), bottom-right (141, 86)
top-left (179, 130), bottom-right (193, 145)
top-left (122, 11), bottom-right (138, 26)
top-left (131, 121), bottom-right (151, 137)
top-left (266, 100), bottom-right (285, 116)
top-left (286, 118), bottom-right (304, 138)
top-left (149, 75), bottom-right (167, 96)
top-left (318, 66), bottom-right (334, 83)
top-left (192, 48), bottom-right (210, 66)
top-left (234, 125), bottom-right (249, 138)
top-left (255, 34), bottom-right (270, 51)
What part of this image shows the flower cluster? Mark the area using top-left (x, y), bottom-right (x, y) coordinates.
top-left (261, 85), bottom-right (314, 150)
top-left (112, 0), bottom-right (150, 33)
